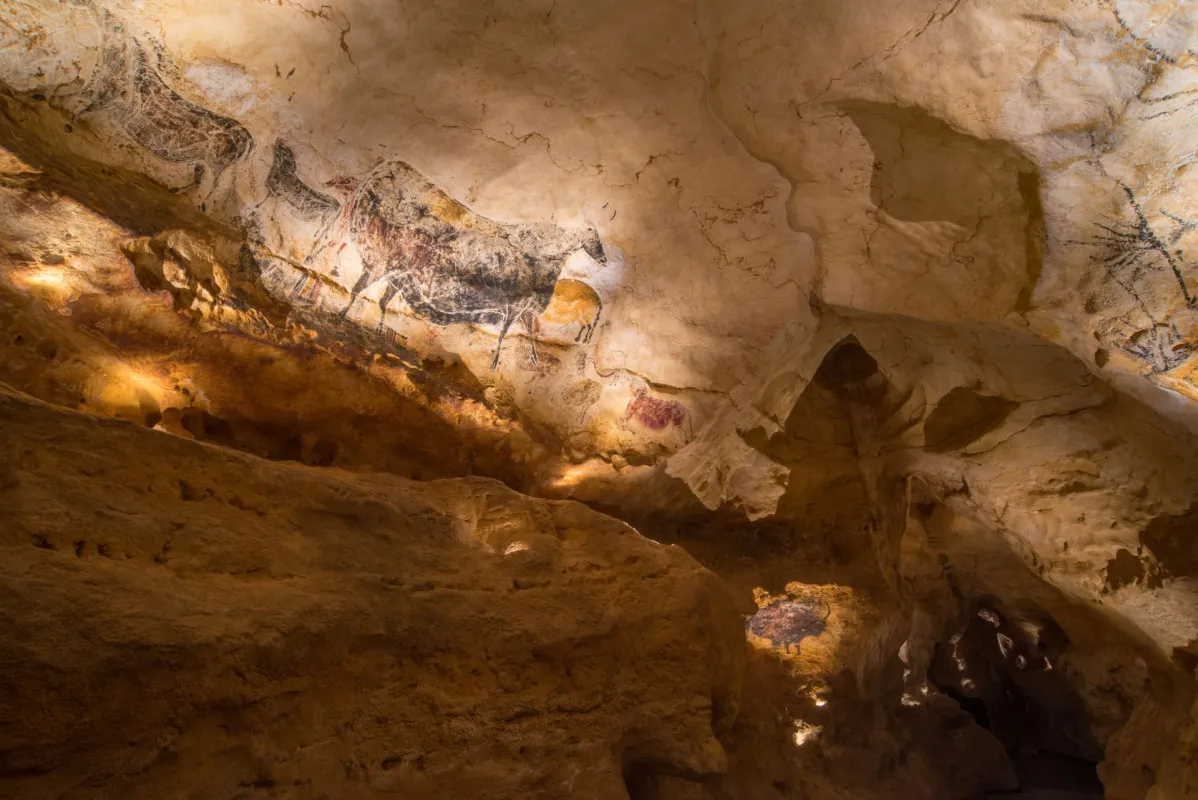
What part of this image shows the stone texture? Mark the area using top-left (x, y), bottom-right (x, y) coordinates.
top-left (0, 385), bottom-right (742, 799)
top-left (2, 0), bottom-right (1198, 797)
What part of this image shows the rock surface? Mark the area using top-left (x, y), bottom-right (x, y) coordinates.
top-left (0, 0), bottom-right (1194, 520)
top-left (0, 385), bottom-right (742, 799)
top-left (2, 0), bottom-right (1198, 797)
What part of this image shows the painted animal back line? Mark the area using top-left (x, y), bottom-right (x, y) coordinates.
top-left (331, 161), bottom-right (573, 319)
top-left (265, 140), bottom-right (340, 222)
top-left (79, 15), bottom-right (253, 192)
top-left (21, 5), bottom-right (606, 367)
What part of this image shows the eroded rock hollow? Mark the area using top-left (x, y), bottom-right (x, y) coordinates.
top-left (1, 0), bottom-right (1197, 797)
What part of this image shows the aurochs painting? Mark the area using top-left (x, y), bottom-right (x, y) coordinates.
top-left (0, 1), bottom-right (610, 371)
top-left (314, 159), bottom-right (606, 368)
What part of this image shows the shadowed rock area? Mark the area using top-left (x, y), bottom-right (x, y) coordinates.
top-left (0, 386), bottom-right (741, 799)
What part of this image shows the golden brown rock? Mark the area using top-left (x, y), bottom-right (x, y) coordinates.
top-left (0, 386), bottom-right (742, 799)
top-left (2, 0), bottom-right (1198, 796)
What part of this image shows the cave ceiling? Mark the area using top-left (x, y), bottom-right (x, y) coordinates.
top-left (2, 0), bottom-right (1198, 738)
top-left (4, 0), bottom-right (1198, 797)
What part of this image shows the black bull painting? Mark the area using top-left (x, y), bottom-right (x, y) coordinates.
top-left (317, 161), bottom-right (606, 368)
top-left (76, 9), bottom-right (254, 199)
top-left (9, 2), bottom-right (607, 369)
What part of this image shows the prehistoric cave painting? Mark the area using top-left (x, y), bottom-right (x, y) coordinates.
top-left (563, 379), bottom-right (603, 423)
top-left (745, 598), bottom-right (829, 654)
top-left (540, 278), bottom-right (603, 343)
top-left (320, 160), bottom-right (605, 368)
top-left (260, 140), bottom-right (341, 257)
top-left (1088, 185), bottom-right (1198, 373)
top-left (76, 10), bottom-right (253, 198)
top-left (624, 388), bottom-right (687, 432)
top-left (1123, 322), bottom-right (1192, 373)
top-left (287, 273), bottom-right (324, 305)
top-left (1095, 186), bottom-right (1197, 309)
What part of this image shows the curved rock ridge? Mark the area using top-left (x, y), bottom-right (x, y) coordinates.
top-left (0, 385), bottom-right (743, 800)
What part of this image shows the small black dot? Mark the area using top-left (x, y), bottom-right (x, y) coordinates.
top-left (63, 124), bottom-right (73, 133)
top-left (31, 93), bottom-right (46, 101)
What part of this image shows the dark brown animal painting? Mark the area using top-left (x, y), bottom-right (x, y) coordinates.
top-left (326, 160), bottom-right (605, 368)
top-left (79, 17), bottom-right (253, 199)
top-left (260, 139), bottom-right (341, 259)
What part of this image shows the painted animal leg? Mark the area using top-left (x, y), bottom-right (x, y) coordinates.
top-left (306, 213), bottom-right (339, 264)
top-left (584, 305), bottom-right (601, 344)
top-left (169, 163), bottom-right (205, 194)
top-left (377, 278), bottom-right (402, 334)
top-left (491, 310), bottom-right (516, 370)
top-left (201, 164), bottom-right (230, 205)
top-left (340, 267), bottom-right (375, 318)
top-left (518, 309), bottom-right (540, 365)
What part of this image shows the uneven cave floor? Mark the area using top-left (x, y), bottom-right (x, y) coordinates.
top-left (1, 346), bottom-right (1168, 800)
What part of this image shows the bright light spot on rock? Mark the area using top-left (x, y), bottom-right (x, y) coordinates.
top-left (22, 269), bottom-right (69, 287)
top-left (792, 719), bottom-right (822, 747)
top-left (997, 632), bottom-right (1014, 658)
top-left (978, 609), bottom-right (1001, 627)
top-left (961, 678), bottom-right (975, 691)
top-left (951, 639), bottom-right (967, 671)
top-left (814, 698), bottom-right (827, 708)
top-left (119, 364), bottom-right (165, 395)
top-left (550, 464), bottom-right (588, 488)
top-left (901, 693), bottom-right (922, 707)
top-left (503, 541), bottom-right (530, 555)
top-left (16, 268), bottom-right (75, 302)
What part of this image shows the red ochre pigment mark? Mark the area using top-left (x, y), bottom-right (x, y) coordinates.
top-left (625, 389), bottom-right (686, 430)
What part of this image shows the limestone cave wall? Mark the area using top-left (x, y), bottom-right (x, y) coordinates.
top-left (1, 0), bottom-right (1198, 798)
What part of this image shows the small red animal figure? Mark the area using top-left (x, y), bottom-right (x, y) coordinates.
top-left (624, 388), bottom-right (687, 431)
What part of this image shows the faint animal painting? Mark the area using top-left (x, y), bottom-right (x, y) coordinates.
top-left (1094, 185), bottom-right (1197, 310)
top-left (540, 278), bottom-right (603, 343)
top-left (323, 160), bottom-right (605, 368)
top-left (260, 139), bottom-right (341, 257)
top-left (78, 12), bottom-right (253, 198)
top-left (1089, 185), bottom-right (1198, 373)
top-left (1122, 322), bottom-right (1192, 373)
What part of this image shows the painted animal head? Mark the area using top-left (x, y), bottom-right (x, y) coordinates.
top-left (271, 139), bottom-right (297, 169)
top-left (221, 119), bottom-right (256, 165)
top-left (580, 227), bottom-right (606, 263)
